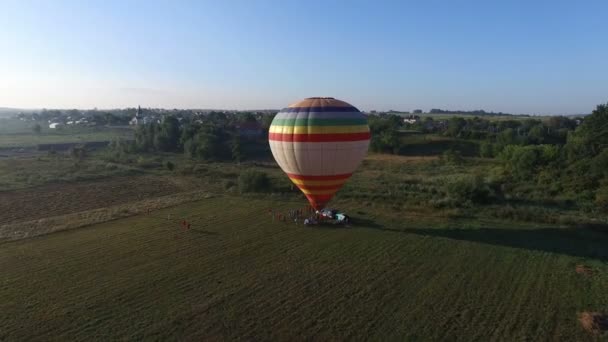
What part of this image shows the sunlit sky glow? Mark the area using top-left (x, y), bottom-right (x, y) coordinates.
top-left (1, 0), bottom-right (607, 114)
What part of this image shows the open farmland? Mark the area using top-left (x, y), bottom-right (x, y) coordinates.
top-left (0, 175), bottom-right (188, 225)
top-left (1, 195), bottom-right (607, 340)
top-left (0, 124), bottom-right (133, 148)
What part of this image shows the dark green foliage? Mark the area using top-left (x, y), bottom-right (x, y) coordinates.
top-left (444, 174), bottom-right (494, 204)
top-left (185, 132), bottom-right (225, 160)
top-left (527, 124), bottom-right (545, 144)
top-left (479, 142), bottom-right (494, 158)
top-left (496, 128), bottom-right (518, 146)
top-left (499, 145), bottom-right (559, 181)
top-left (231, 134), bottom-right (243, 163)
top-left (369, 115), bottom-right (402, 154)
top-left (165, 161), bottom-right (175, 171)
top-left (440, 149), bottom-right (463, 165)
top-left (260, 113), bottom-right (276, 130)
top-left (238, 170), bottom-right (271, 193)
top-left (566, 103), bottom-right (608, 158)
top-left (32, 123), bottom-right (41, 134)
top-left (446, 117), bottom-right (466, 137)
top-left (69, 146), bottom-right (87, 162)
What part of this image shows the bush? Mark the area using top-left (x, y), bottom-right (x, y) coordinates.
top-left (444, 174), bottom-right (493, 204)
top-left (440, 149), bottom-right (463, 165)
top-left (105, 163), bottom-right (118, 170)
top-left (193, 164), bottom-right (208, 174)
top-left (498, 144), bottom-right (560, 181)
top-left (596, 184), bottom-right (608, 213)
top-left (479, 142), bottom-right (495, 158)
top-left (238, 170), bottom-right (271, 193)
top-left (136, 156), bottom-right (161, 169)
top-left (165, 161), bottom-right (175, 171)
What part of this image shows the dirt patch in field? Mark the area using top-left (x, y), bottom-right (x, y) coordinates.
top-left (0, 176), bottom-right (196, 225)
top-left (575, 265), bottom-right (594, 276)
top-left (0, 191), bottom-right (214, 242)
top-left (579, 312), bottom-right (608, 335)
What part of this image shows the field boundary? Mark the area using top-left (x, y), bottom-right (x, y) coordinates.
top-left (0, 190), bottom-right (214, 242)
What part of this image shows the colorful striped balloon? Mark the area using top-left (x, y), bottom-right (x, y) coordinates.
top-left (269, 97), bottom-right (370, 210)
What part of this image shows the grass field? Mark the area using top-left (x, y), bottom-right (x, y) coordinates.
top-left (1, 195), bottom-right (607, 340)
top-left (0, 122), bottom-right (133, 148)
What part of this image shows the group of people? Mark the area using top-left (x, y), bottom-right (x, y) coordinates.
top-left (268, 206), bottom-right (318, 225)
top-left (268, 206), bottom-right (337, 226)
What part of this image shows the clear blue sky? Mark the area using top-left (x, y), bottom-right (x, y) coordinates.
top-left (1, 0), bottom-right (606, 114)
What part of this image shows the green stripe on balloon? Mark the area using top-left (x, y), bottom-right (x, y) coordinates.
top-left (271, 118), bottom-right (368, 126)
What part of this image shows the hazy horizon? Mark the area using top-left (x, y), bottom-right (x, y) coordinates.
top-left (1, 1), bottom-right (607, 114)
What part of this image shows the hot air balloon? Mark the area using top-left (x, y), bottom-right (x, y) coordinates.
top-left (269, 97), bottom-right (370, 210)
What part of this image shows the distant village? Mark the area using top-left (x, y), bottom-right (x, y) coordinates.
top-left (11, 106), bottom-right (277, 139)
top-left (9, 106), bottom-right (584, 138)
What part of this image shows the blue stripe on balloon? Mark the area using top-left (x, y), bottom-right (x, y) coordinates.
top-left (281, 106), bottom-right (359, 113)
top-left (275, 112), bottom-right (366, 120)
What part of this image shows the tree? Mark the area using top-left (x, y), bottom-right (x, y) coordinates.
top-left (479, 142), bottom-right (494, 158)
top-left (260, 113), bottom-right (276, 130)
top-left (527, 125), bottom-right (545, 144)
top-left (32, 123), bottom-right (41, 134)
top-left (157, 116), bottom-right (181, 152)
top-left (70, 146), bottom-right (87, 163)
top-left (165, 161), bottom-right (175, 171)
top-left (569, 103), bottom-right (608, 157)
top-left (446, 117), bottom-right (466, 137)
top-left (496, 128), bottom-right (517, 146)
top-left (192, 133), bottom-right (222, 160)
top-left (238, 170), bottom-right (271, 193)
top-left (231, 134), bottom-right (244, 163)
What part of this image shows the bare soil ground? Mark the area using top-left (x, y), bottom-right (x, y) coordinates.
top-left (0, 176), bottom-right (194, 225)
top-left (575, 264), bottom-right (594, 276)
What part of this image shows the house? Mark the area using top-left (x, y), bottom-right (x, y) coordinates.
top-left (49, 123), bottom-right (64, 129)
top-left (403, 115), bottom-right (420, 124)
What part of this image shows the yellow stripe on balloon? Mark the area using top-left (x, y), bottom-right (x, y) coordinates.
top-left (269, 125), bottom-right (369, 134)
top-left (288, 178), bottom-right (347, 186)
top-left (297, 188), bottom-right (341, 195)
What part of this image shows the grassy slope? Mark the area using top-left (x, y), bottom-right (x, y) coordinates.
top-left (0, 124), bottom-right (133, 148)
top-left (1, 196), bottom-right (607, 340)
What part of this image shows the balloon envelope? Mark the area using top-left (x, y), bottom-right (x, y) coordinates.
top-left (269, 97), bottom-right (370, 209)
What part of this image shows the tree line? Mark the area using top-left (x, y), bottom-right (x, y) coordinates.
top-left (110, 112), bottom-right (274, 163)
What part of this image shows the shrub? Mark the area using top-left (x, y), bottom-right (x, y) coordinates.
top-left (165, 161), bottom-right (175, 171)
top-left (105, 163), bottom-right (118, 170)
top-left (224, 180), bottom-right (237, 190)
top-left (444, 174), bottom-right (493, 204)
top-left (238, 170), bottom-right (271, 193)
top-left (193, 164), bottom-right (208, 174)
top-left (595, 184), bottom-right (608, 213)
top-left (479, 142), bottom-right (494, 158)
top-left (440, 149), bottom-right (463, 165)
top-left (136, 156), bottom-right (161, 169)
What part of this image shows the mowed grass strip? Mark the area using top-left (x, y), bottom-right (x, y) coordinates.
top-left (1, 196), bottom-right (607, 340)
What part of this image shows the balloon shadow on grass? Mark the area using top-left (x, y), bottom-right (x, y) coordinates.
top-left (366, 223), bottom-right (608, 262)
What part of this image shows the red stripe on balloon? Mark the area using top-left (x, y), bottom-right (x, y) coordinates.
top-left (269, 132), bottom-right (371, 142)
top-left (305, 194), bottom-right (334, 210)
top-left (287, 173), bottom-right (351, 180)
